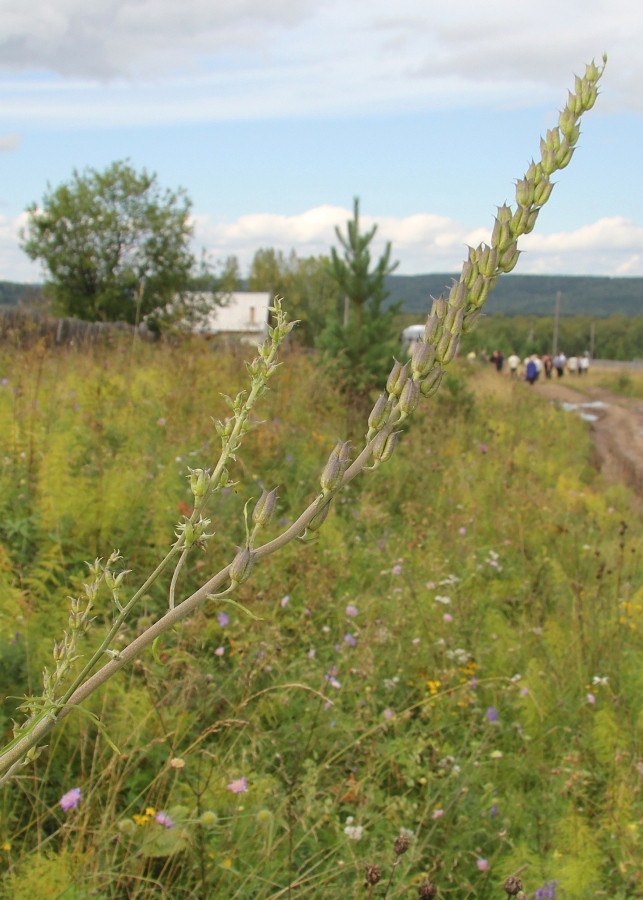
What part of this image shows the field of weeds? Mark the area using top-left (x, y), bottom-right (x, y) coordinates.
top-left (0, 340), bottom-right (642, 899)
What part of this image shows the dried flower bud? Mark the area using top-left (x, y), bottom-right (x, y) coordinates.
top-left (423, 315), bottom-right (440, 343)
top-left (503, 875), bottom-right (523, 896)
top-left (387, 360), bottom-right (410, 398)
top-left (398, 378), bottom-right (421, 416)
top-left (252, 488), bottom-right (278, 527)
top-left (523, 208), bottom-right (539, 234)
top-left (308, 500), bottom-right (330, 532)
top-left (420, 366), bottom-right (444, 397)
top-left (411, 341), bottom-right (436, 379)
top-left (364, 864), bottom-right (382, 886)
top-left (394, 835), bottom-right (410, 855)
top-left (320, 454), bottom-right (343, 494)
top-left (430, 295), bottom-right (447, 319)
top-left (515, 177), bottom-right (535, 207)
top-left (368, 394), bottom-right (389, 432)
top-left (418, 882), bottom-right (437, 900)
top-left (372, 429), bottom-right (401, 464)
top-left (230, 548), bottom-right (254, 585)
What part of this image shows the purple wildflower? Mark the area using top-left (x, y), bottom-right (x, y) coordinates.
top-left (490, 804), bottom-right (498, 817)
top-left (59, 787), bottom-right (82, 811)
top-left (392, 564), bottom-right (402, 576)
top-left (227, 776), bottom-right (248, 794)
top-left (346, 604), bottom-right (358, 617)
top-left (280, 595), bottom-right (290, 608)
top-left (443, 613), bottom-right (453, 623)
top-left (0, 378), bottom-right (8, 387)
top-left (344, 633), bottom-right (357, 647)
top-left (486, 706), bottom-right (499, 722)
top-left (383, 708), bottom-right (393, 720)
top-left (476, 858), bottom-right (489, 872)
top-left (479, 444), bottom-right (488, 452)
top-left (535, 881), bottom-right (559, 899)
top-left (217, 611), bottom-right (230, 627)
top-left (587, 692), bottom-right (596, 705)
top-left (155, 811), bottom-right (175, 829)
top-left (459, 527), bottom-right (467, 536)
top-left (215, 646), bottom-right (225, 657)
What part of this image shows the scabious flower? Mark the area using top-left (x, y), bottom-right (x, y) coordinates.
top-left (280, 595), bottom-right (290, 608)
top-left (383, 708), bottom-right (393, 720)
top-left (479, 444), bottom-right (488, 452)
top-left (344, 633), bottom-right (357, 647)
top-left (587, 693), bottom-right (596, 705)
top-left (443, 613), bottom-right (453, 623)
top-left (426, 581), bottom-right (435, 590)
top-left (215, 646), bottom-right (225, 657)
top-left (476, 858), bottom-right (489, 872)
top-left (459, 527), bottom-right (467, 536)
top-left (392, 564), bottom-right (402, 576)
top-left (307, 648), bottom-right (316, 658)
top-left (535, 881), bottom-right (559, 899)
top-left (155, 811), bottom-right (175, 829)
top-left (59, 787), bottom-right (82, 811)
top-left (227, 776), bottom-right (248, 794)
top-left (412, 637), bottom-right (420, 645)
top-left (217, 611), bottom-right (230, 627)
top-left (344, 824), bottom-right (364, 841)
top-left (487, 706), bottom-right (499, 722)
top-left (432, 809), bottom-right (444, 819)
top-left (346, 604), bottom-right (358, 617)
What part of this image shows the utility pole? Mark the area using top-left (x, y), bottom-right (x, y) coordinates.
top-left (590, 321), bottom-right (595, 360)
top-left (552, 291), bottom-right (561, 356)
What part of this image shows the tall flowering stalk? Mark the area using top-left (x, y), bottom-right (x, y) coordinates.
top-left (0, 58), bottom-right (606, 785)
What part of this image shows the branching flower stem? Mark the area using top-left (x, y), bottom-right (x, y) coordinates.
top-left (0, 58), bottom-right (606, 784)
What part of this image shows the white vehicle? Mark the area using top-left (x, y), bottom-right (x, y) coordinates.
top-left (401, 324), bottom-right (425, 353)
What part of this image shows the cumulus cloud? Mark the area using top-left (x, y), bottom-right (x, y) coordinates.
top-left (193, 207), bottom-right (643, 276)
top-left (0, 212), bottom-right (41, 281)
top-left (0, 0), bottom-right (641, 121)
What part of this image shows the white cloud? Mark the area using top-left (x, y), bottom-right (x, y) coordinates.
top-left (6, 207), bottom-right (643, 285)
top-left (0, 0), bottom-right (640, 122)
top-left (0, 133), bottom-right (20, 151)
top-left (194, 207), bottom-right (643, 276)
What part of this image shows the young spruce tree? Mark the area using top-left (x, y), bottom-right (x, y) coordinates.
top-left (317, 198), bottom-right (400, 399)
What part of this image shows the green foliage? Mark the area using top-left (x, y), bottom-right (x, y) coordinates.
top-left (0, 340), bottom-right (642, 897)
top-left (455, 312), bottom-right (643, 360)
top-left (247, 247), bottom-right (340, 346)
top-left (317, 198), bottom-right (400, 396)
top-left (21, 161), bottom-right (196, 323)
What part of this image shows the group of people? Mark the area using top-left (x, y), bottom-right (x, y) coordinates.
top-left (470, 349), bottom-right (591, 384)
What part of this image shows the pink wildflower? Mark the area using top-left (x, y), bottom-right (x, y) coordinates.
top-left (479, 444), bottom-right (488, 453)
top-left (432, 809), bottom-right (444, 820)
top-left (443, 613), bottom-right (453, 623)
top-left (346, 604), bottom-right (358, 617)
top-left (392, 565), bottom-right (402, 576)
top-left (587, 692), bottom-right (596, 705)
top-left (155, 811), bottom-right (175, 829)
top-left (215, 646), bottom-right (225, 657)
top-left (459, 527), bottom-right (467, 536)
top-left (426, 581), bottom-right (435, 590)
top-left (476, 858), bottom-right (489, 872)
top-left (59, 787), bottom-right (82, 811)
top-left (383, 708), bottom-right (393, 720)
top-left (412, 638), bottom-right (420, 646)
top-left (227, 777), bottom-right (248, 794)
top-left (280, 595), bottom-right (290, 608)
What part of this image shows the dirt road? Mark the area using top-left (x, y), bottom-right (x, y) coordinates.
top-left (533, 380), bottom-right (643, 495)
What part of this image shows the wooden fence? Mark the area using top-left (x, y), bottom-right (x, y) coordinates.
top-left (0, 306), bottom-right (154, 348)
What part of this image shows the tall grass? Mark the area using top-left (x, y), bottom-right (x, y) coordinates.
top-left (0, 340), bottom-right (641, 898)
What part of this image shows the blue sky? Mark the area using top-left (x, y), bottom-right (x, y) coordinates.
top-left (1, 0), bottom-right (643, 281)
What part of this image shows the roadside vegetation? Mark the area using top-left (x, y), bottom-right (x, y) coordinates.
top-left (0, 340), bottom-right (641, 899)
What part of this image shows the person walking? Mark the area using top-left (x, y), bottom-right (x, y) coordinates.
top-left (579, 352), bottom-right (590, 375)
top-left (553, 352), bottom-right (566, 377)
top-left (543, 354), bottom-right (553, 379)
top-left (525, 357), bottom-right (538, 385)
top-left (508, 352), bottom-right (520, 379)
top-left (568, 355), bottom-right (579, 376)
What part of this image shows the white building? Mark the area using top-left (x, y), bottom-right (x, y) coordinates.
top-left (191, 291), bottom-right (271, 345)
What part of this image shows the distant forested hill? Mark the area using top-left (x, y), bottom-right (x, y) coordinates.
top-left (0, 282), bottom-right (42, 307)
top-left (386, 274), bottom-right (643, 317)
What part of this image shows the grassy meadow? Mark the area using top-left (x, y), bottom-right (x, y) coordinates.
top-left (0, 339), bottom-right (642, 899)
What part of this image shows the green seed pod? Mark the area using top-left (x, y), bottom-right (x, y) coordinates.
top-left (509, 205), bottom-right (530, 237)
top-left (462, 308), bottom-right (483, 334)
top-left (411, 341), bottom-right (436, 379)
top-left (435, 328), bottom-right (452, 362)
top-left (585, 60), bottom-right (600, 83)
top-left (546, 127), bottom-right (561, 151)
top-left (482, 246), bottom-right (498, 277)
top-left (308, 500), bottom-right (331, 532)
top-left (368, 393), bottom-right (390, 432)
top-left (423, 314), bottom-right (440, 343)
top-left (534, 177), bottom-right (553, 206)
top-left (448, 280), bottom-right (467, 309)
top-left (491, 218), bottom-right (513, 252)
top-left (515, 178), bottom-right (534, 207)
top-left (581, 82), bottom-right (598, 110)
top-left (320, 455), bottom-right (342, 493)
top-left (372, 429), bottom-right (401, 464)
top-left (252, 487), bottom-right (278, 527)
top-left (557, 145), bottom-right (575, 169)
top-left (541, 149), bottom-right (557, 176)
top-left (526, 160), bottom-right (544, 185)
top-left (496, 203), bottom-right (512, 225)
top-left (442, 333), bottom-right (460, 364)
top-left (468, 273), bottom-right (485, 305)
top-left (420, 366), bottom-right (444, 397)
top-left (230, 547), bottom-right (254, 584)
top-left (461, 260), bottom-right (473, 284)
top-left (558, 106), bottom-right (577, 138)
top-left (523, 208), bottom-right (540, 234)
top-left (398, 378), bottom-right (421, 417)
top-left (430, 295), bottom-right (447, 319)
top-left (465, 259), bottom-right (480, 288)
top-left (386, 360), bottom-right (410, 398)
top-left (498, 244), bottom-right (520, 273)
